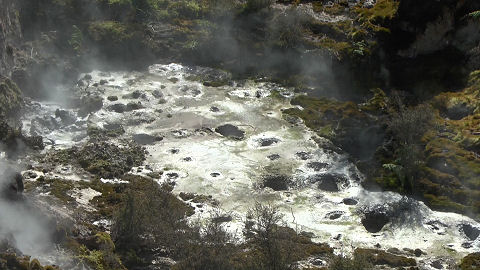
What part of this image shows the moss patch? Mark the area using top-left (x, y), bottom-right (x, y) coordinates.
top-left (460, 252), bottom-right (480, 270)
top-left (354, 248), bottom-right (416, 267)
top-left (0, 77), bottom-right (23, 119)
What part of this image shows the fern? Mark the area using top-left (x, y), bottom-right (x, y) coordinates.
top-left (467, 10), bottom-right (480, 19)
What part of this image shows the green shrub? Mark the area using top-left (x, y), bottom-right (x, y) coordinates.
top-left (111, 176), bottom-right (194, 266)
top-left (168, 0), bottom-right (204, 19)
top-left (329, 254), bottom-right (374, 270)
top-left (268, 7), bottom-right (304, 49)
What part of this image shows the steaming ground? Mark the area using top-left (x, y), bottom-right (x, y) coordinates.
top-left (16, 63), bottom-right (480, 268)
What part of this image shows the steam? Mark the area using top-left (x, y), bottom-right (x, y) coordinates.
top-left (0, 157), bottom-right (53, 260)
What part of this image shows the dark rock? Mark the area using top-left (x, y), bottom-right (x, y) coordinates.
top-left (263, 175), bottom-right (291, 191)
top-left (460, 224), bottom-right (480, 241)
top-left (152, 90), bottom-right (163, 98)
top-left (23, 171), bottom-right (37, 179)
top-left (258, 137), bottom-right (280, 147)
top-left (107, 96), bottom-right (118, 101)
top-left (414, 248), bottom-right (423, 257)
top-left (99, 79), bottom-right (108, 85)
top-left (123, 90), bottom-right (144, 99)
top-left (212, 215), bottom-right (232, 223)
top-left (170, 148), bottom-right (179, 154)
top-left (361, 210), bottom-right (390, 233)
top-left (306, 161), bottom-right (328, 171)
top-left (131, 90), bottom-right (142, 99)
top-left (325, 211), bottom-right (344, 220)
top-left (210, 106), bottom-right (220, 112)
top-left (132, 133), bottom-right (163, 145)
top-left (431, 260), bottom-right (443, 269)
top-left (462, 242), bottom-right (473, 249)
top-left (215, 124), bottom-right (245, 140)
top-left (210, 172), bottom-right (221, 178)
top-left (183, 157), bottom-right (192, 162)
top-left (296, 151), bottom-right (312, 160)
top-left (1, 169), bottom-right (24, 199)
top-left (107, 103), bottom-right (127, 113)
top-left (267, 154), bottom-right (281, 160)
top-left (78, 95), bottom-right (103, 116)
top-left (426, 220), bottom-right (447, 231)
top-left (166, 172), bottom-right (179, 179)
top-left (126, 102), bottom-right (144, 111)
top-left (55, 109), bottom-right (76, 125)
top-left (343, 198), bottom-right (358, 205)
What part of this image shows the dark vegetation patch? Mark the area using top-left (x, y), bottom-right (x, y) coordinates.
top-left (354, 248), bottom-right (416, 267)
top-left (460, 252), bottom-right (480, 270)
top-left (49, 141), bottom-right (145, 178)
top-left (0, 77), bottom-right (23, 119)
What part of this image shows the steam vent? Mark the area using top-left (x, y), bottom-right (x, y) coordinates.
top-left (2, 0), bottom-right (480, 269)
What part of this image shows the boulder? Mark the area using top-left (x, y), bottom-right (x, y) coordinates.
top-left (460, 224), bottom-right (480, 241)
top-left (78, 95), bottom-right (103, 116)
top-left (342, 198), bottom-right (358, 205)
top-left (215, 124), bottom-right (245, 140)
top-left (132, 133), bottom-right (163, 145)
top-left (361, 209), bottom-right (390, 233)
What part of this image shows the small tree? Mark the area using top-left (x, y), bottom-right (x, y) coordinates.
top-left (244, 203), bottom-right (292, 270)
top-left (386, 93), bottom-right (435, 191)
top-left (111, 177), bottom-right (193, 266)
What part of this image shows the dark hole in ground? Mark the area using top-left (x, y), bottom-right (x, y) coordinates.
top-left (262, 175), bottom-right (291, 191)
top-left (215, 124), bottom-right (245, 140)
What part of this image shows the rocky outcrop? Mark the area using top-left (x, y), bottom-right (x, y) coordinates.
top-left (0, 0), bottom-right (22, 77)
top-left (0, 76), bottom-right (23, 118)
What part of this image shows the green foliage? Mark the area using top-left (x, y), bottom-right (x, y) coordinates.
top-left (355, 0), bottom-right (399, 32)
top-left (354, 249), bottom-right (416, 267)
top-left (0, 77), bottom-right (23, 119)
top-left (466, 10), bottom-right (480, 20)
top-left (329, 254), bottom-right (374, 270)
top-left (168, 0), bottom-right (204, 19)
top-left (88, 21), bottom-right (133, 42)
top-left (384, 97), bottom-right (435, 191)
top-left (55, 141), bottom-right (145, 178)
top-left (112, 176), bottom-right (194, 266)
top-left (241, 203), bottom-right (332, 270)
top-left (75, 233), bottom-right (126, 270)
top-left (69, 25), bottom-right (84, 54)
top-left (460, 252), bottom-right (480, 270)
top-left (268, 7), bottom-right (304, 49)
